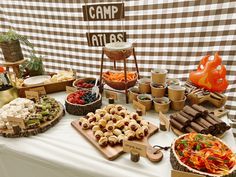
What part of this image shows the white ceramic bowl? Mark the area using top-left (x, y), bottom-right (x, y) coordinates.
top-left (105, 42), bottom-right (132, 51)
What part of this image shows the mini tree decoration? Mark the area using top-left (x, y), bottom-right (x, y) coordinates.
top-left (0, 29), bottom-right (45, 77)
top-left (0, 29), bottom-right (33, 62)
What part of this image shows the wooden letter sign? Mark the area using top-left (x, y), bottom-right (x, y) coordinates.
top-left (159, 112), bottom-right (170, 131)
top-left (29, 86), bottom-right (46, 96)
top-left (133, 100), bottom-right (146, 115)
top-left (66, 86), bottom-right (77, 94)
top-left (87, 32), bottom-right (126, 47)
top-left (123, 140), bottom-right (147, 157)
top-left (7, 116), bottom-right (26, 129)
top-left (25, 90), bottom-right (39, 102)
top-left (105, 90), bottom-right (118, 100)
top-left (83, 3), bottom-right (124, 21)
top-left (171, 170), bottom-right (205, 177)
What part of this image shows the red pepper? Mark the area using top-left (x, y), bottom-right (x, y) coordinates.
top-left (0, 66), bottom-right (4, 73)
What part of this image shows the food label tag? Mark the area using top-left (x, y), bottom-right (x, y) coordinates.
top-left (66, 86), bottom-right (77, 94)
top-left (123, 140), bottom-right (147, 157)
top-left (171, 170), bottom-right (205, 177)
top-left (25, 90), bottom-right (39, 101)
top-left (7, 116), bottom-right (26, 129)
top-left (159, 112), bottom-right (170, 131)
top-left (105, 90), bottom-right (118, 100)
top-left (133, 100), bottom-right (146, 115)
top-left (212, 108), bottom-right (228, 118)
top-left (29, 86), bottom-right (46, 95)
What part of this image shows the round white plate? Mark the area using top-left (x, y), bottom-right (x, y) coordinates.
top-left (24, 75), bottom-right (51, 86)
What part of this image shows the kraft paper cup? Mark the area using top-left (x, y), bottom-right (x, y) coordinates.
top-left (137, 94), bottom-right (153, 111)
top-left (168, 85), bottom-right (186, 101)
top-left (170, 96), bottom-right (186, 111)
top-left (138, 78), bottom-right (151, 94)
top-left (151, 83), bottom-right (166, 98)
top-left (151, 69), bottom-right (168, 84)
top-left (128, 87), bottom-right (140, 102)
top-left (153, 97), bottom-right (170, 113)
top-left (166, 78), bottom-right (180, 86)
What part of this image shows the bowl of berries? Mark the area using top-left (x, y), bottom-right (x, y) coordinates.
top-left (73, 78), bottom-right (97, 90)
top-left (65, 90), bottom-right (102, 115)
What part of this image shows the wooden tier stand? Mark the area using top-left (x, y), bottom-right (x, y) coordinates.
top-left (0, 103), bottom-right (65, 138)
top-left (71, 120), bottom-right (162, 162)
top-left (99, 46), bottom-right (140, 104)
top-left (0, 59), bottom-right (26, 77)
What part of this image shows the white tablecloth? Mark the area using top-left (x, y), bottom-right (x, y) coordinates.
top-left (0, 92), bottom-right (235, 177)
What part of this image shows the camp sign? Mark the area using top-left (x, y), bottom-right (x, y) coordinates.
top-left (83, 3), bottom-right (126, 46)
top-left (83, 3), bottom-right (124, 21)
top-left (86, 32), bottom-right (126, 47)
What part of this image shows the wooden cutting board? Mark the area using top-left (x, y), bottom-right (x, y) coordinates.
top-left (71, 120), bottom-right (162, 161)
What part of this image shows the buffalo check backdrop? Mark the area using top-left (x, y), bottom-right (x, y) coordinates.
top-left (0, 0), bottom-right (236, 135)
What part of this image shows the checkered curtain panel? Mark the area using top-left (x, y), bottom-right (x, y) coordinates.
top-left (0, 1), bottom-right (235, 123)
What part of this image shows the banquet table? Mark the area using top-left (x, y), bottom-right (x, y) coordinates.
top-left (0, 92), bottom-right (235, 177)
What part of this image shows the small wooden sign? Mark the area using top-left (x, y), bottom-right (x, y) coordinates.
top-left (159, 112), bottom-right (170, 131)
top-left (7, 116), bottom-right (26, 129)
top-left (123, 140), bottom-right (147, 157)
top-left (105, 90), bottom-right (118, 100)
top-left (133, 100), bottom-right (146, 115)
top-left (171, 170), bottom-right (205, 177)
top-left (25, 90), bottom-right (39, 101)
top-left (29, 86), bottom-right (46, 95)
top-left (87, 32), bottom-right (126, 47)
top-left (83, 3), bottom-right (124, 21)
top-left (211, 108), bottom-right (228, 118)
top-left (66, 86), bottom-right (77, 94)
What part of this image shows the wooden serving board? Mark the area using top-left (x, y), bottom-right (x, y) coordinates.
top-left (71, 120), bottom-right (162, 161)
top-left (0, 103), bottom-right (65, 138)
top-left (185, 81), bottom-right (227, 108)
top-left (171, 126), bottom-right (225, 138)
top-left (171, 108), bottom-right (228, 138)
top-left (17, 79), bottom-right (75, 97)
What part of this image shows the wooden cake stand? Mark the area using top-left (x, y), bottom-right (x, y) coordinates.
top-left (1, 59), bottom-right (26, 77)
